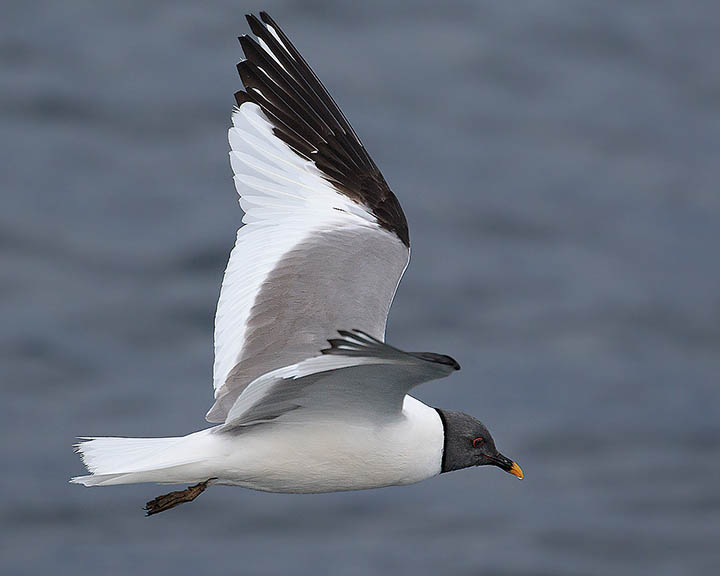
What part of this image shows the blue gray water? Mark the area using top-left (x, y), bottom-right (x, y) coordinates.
top-left (2, 1), bottom-right (719, 574)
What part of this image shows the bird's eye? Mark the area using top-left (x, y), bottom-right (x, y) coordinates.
top-left (472, 437), bottom-right (484, 448)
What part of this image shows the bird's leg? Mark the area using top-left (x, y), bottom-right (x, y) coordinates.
top-left (144, 479), bottom-right (215, 516)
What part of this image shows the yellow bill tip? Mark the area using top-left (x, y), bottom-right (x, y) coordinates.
top-left (509, 462), bottom-right (524, 480)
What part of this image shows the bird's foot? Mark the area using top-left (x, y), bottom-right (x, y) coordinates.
top-left (144, 478), bottom-right (215, 516)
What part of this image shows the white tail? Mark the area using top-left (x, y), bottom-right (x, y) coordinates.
top-left (71, 429), bottom-right (218, 486)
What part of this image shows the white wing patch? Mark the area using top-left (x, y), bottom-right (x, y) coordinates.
top-left (229, 104), bottom-right (374, 224)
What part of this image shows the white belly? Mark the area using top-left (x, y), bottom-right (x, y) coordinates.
top-left (209, 396), bottom-right (444, 493)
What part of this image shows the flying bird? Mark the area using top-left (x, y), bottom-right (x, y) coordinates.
top-left (72, 12), bottom-right (523, 515)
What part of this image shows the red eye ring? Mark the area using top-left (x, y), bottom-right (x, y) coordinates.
top-left (472, 437), bottom-right (483, 448)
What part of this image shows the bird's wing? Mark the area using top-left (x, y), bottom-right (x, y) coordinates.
top-left (222, 330), bottom-right (458, 428)
top-left (209, 13), bottom-right (410, 422)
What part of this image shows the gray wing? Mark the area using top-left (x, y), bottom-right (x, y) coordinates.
top-left (221, 330), bottom-right (459, 428)
top-left (210, 13), bottom-right (411, 422)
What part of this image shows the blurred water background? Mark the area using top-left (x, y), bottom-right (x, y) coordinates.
top-left (2, 1), bottom-right (719, 574)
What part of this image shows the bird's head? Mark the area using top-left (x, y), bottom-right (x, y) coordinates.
top-left (437, 410), bottom-right (523, 479)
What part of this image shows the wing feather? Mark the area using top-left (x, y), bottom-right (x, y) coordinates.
top-left (209, 15), bottom-right (411, 422)
top-left (222, 331), bottom-right (457, 428)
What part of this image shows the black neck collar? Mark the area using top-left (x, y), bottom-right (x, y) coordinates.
top-left (436, 408), bottom-right (451, 473)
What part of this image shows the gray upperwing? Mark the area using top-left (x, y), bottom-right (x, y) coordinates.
top-left (220, 330), bottom-right (460, 429)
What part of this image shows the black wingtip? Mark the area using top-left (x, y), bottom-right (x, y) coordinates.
top-left (238, 34), bottom-right (253, 52)
top-left (319, 329), bottom-right (404, 360)
top-left (411, 352), bottom-right (461, 371)
top-left (235, 8), bottom-right (410, 249)
top-left (245, 13), bottom-right (265, 37)
top-left (349, 328), bottom-right (383, 344)
top-left (259, 12), bottom-right (283, 33)
top-left (234, 90), bottom-right (252, 107)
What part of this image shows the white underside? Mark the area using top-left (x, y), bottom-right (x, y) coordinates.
top-left (73, 396), bottom-right (443, 493)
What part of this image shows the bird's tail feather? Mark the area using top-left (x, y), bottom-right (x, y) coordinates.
top-left (71, 430), bottom-right (217, 486)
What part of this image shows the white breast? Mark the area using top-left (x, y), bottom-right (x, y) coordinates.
top-left (211, 396), bottom-right (444, 493)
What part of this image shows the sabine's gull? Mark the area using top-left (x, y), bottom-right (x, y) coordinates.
top-left (72, 11), bottom-right (523, 515)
